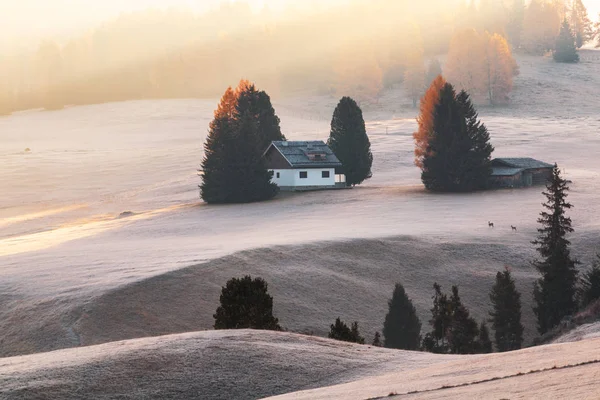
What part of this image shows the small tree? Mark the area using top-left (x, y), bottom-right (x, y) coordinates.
top-left (477, 321), bottom-right (493, 354)
top-left (328, 97), bottom-right (373, 186)
top-left (372, 331), bottom-right (382, 347)
top-left (382, 283), bottom-right (422, 350)
top-left (489, 268), bottom-right (524, 352)
top-left (554, 19), bottom-right (580, 63)
top-left (328, 318), bottom-right (365, 344)
top-left (533, 164), bottom-right (579, 334)
top-left (578, 255), bottom-right (600, 309)
top-left (213, 276), bottom-right (281, 330)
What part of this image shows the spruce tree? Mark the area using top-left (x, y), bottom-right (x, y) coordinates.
top-left (200, 85), bottom-right (279, 204)
top-left (382, 283), bottom-right (422, 350)
top-left (578, 254), bottom-right (600, 308)
top-left (372, 331), bottom-right (382, 347)
top-left (235, 82), bottom-right (285, 151)
top-left (447, 286), bottom-right (479, 354)
top-left (554, 19), bottom-right (580, 63)
top-left (489, 268), bottom-right (524, 352)
top-left (328, 318), bottom-right (365, 344)
top-left (422, 283), bottom-right (452, 353)
top-left (477, 321), bottom-right (493, 354)
top-left (328, 97), bottom-right (373, 186)
top-left (213, 276), bottom-right (281, 330)
top-left (420, 84), bottom-right (493, 192)
top-left (533, 164), bottom-right (579, 335)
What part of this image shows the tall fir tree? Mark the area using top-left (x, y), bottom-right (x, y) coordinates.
top-left (200, 84), bottom-right (279, 204)
top-left (382, 283), bottom-right (422, 350)
top-left (420, 83), bottom-right (494, 192)
top-left (213, 276), bottom-right (281, 330)
top-left (578, 254), bottom-right (600, 309)
top-left (554, 19), bottom-right (580, 63)
top-left (533, 164), bottom-right (579, 335)
top-left (489, 268), bottom-right (524, 352)
top-left (328, 97), bottom-right (373, 186)
top-left (477, 321), bottom-right (493, 353)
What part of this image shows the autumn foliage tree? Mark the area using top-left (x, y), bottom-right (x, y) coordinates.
top-left (413, 75), bottom-right (446, 170)
top-left (483, 33), bottom-right (517, 105)
top-left (522, 0), bottom-right (561, 55)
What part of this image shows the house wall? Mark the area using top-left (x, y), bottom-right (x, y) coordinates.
top-left (489, 172), bottom-right (523, 188)
top-left (270, 168), bottom-right (336, 190)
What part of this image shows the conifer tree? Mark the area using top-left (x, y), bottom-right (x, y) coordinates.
top-left (382, 283), bottom-right (422, 350)
top-left (214, 276), bottom-right (281, 330)
top-left (420, 84), bottom-right (493, 192)
top-left (447, 286), bottom-right (479, 354)
top-left (200, 84), bottom-right (279, 204)
top-left (533, 164), bottom-right (579, 334)
top-left (578, 254), bottom-right (600, 308)
top-left (554, 19), bottom-right (580, 63)
top-left (489, 268), bottom-right (524, 352)
top-left (422, 283), bottom-right (452, 353)
top-left (372, 331), bottom-right (382, 347)
top-left (477, 321), bottom-right (493, 353)
top-left (328, 318), bottom-right (365, 344)
top-left (414, 76), bottom-right (446, 170)
top-left (328, 97), bottom-right (373, 186)
top-left (569, 0), bottom-right (593, 48)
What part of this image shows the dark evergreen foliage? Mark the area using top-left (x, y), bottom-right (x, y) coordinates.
top-left (477, 321), bottom-right (493, 354)
top-left (213, 276), bottom-right (281, 330)
top-left (425, 59), bottom-right (443, 87)
top-left (372, 331), bottom-right (382, 347)
top-left (382, 283), bottom-right (422, 350)
top-left (421, 85), bottom-right (493, 192)
top-left (554, 19), bottom-right (580, 63)
top-left (578, 255), bottom-right (600, 308)
top-left (532, 164), bottom-right (579, 335)
top-left (328, 97), bottom-right (373, 186)
top-left (200, 86), bottom-right (279, 204)
top-left (328, 318), bottom-right (365, 344)
top-left (489, 268), bottom-right (524, 352)
top-left (235, 85), bottom-right (285, 151)
top-left (422, 283), bottom-right (482, 354)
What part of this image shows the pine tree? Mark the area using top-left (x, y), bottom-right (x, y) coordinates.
top-left (447, 286), bottom-right (479, 354)
top-left (328, 318), bottom-right (365, 344)
top-left (554, 19), bottom-right (580, 63)
top-left (578, 254), bottom-right (600, 308)
top-left (489, 268), bottom-right (524, 352)
top-left (425, 283), bottom-right (452, 353)
top-left (213, 276), bottom-right (281, 330)
top-left (477, 321), bottom-right (493, 353)
top-left (420, 84), bottom-right (494, 192)
top-left (533, 164), bottom-right (579, 335)
top-left (414, 76), bottom-right (446, 170)
top-left (235, 81), bottom-right (285, 151)
top-left (328, 97), bottom-right (373, 186)
top-left (425, 59), bottom-right (443, 88)
top-left (372, 331), bottom-right (382, 347)
top-left (569, 0), bottom-right (593, 48)
top-left (382, 283), bottom-right (422, 350)
top-left (200, 84), bottom-right (279, 204)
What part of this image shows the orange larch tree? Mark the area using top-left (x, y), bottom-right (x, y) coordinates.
top-left (413, 75), bottom-right (446, 169)
top-left (483, 33), bottom-right (516, 105)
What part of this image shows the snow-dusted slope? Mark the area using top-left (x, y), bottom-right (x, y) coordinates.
top-left (268, 336), bottom-right (600, 400)
top-left (0, 330), bottom-right (459, 400)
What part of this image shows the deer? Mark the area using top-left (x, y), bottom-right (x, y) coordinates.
top-left (511, 225), bottom-right (517, 232)
top-left (488, 221), bottom-right (494, 228)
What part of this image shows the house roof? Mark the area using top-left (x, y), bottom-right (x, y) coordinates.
top-left (492, 158), bottom-right (554, 170)
top-left (266, 141), bottom-right (342, 169)
top-left (490, 167), bottom-right (524, 177)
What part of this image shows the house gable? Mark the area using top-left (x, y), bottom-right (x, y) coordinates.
top-left (264, 144), bottom-right (293, 170)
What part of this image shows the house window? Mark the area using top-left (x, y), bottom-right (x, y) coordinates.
top-left (276, 172), bottom-right (280, 178)
top-left (299, 171), bottom-right (308, 179)
top-left (322, 171), bottom-right (330, 178)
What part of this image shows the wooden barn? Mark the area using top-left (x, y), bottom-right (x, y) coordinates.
top-left (489, 158), bottom-right (554, 189)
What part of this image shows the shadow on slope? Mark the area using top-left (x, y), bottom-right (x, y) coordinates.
top-left (73, 236), bottom-right (540, 350)
top-left (0, 330), bottom-right (456, 400)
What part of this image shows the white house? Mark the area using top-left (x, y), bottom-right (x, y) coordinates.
top-left (263, 141), bottom-right (346, 191)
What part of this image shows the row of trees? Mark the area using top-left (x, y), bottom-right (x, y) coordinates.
top-left (201, 82), bottom-right (373, 204)
top-left (212, 167), bottom-right (600, 351)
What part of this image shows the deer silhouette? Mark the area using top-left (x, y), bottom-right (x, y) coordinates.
top-left (511, 225), bottom-right (517, 232)
top-left (488, 221), bottom-right (494, 228)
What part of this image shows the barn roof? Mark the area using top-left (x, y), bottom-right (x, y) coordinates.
top-left (266, 141), bottom-right (342, 169)
top-left (490, 167), bottom-right (524, 177)
top-left (492, 158), bottom-right (554, 169)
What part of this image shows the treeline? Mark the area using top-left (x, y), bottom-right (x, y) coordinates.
top-left (212, 167), bottom-right (600, 352)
